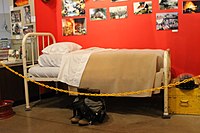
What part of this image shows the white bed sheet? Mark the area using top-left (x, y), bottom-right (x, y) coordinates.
top-left (58, 47), bottom-right (114, 87)
top-left (28, 65), bottom-right (60, 78)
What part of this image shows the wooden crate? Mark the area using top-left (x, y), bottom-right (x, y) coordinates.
top-left (169, 87), bottom-right (200, 115)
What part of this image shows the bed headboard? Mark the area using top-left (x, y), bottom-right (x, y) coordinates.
top-left (22, 32), bottom-right (56, 81)
top-left (22, 32), bottom-right (56, 65)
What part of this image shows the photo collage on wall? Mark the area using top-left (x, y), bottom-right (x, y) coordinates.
top-left (62, 0), bottom-right (86, 36)
top-left (11, 0), bottom-right (34, 38)
top-left (61, 0), bottom-right (200, 34)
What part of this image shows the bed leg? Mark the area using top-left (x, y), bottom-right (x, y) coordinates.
top-left (162, 50), bottom-right (171, 119)
top-left (163, 85), bottom-right (170, 119)
top-left (24, 79), bottom-right (31, 111)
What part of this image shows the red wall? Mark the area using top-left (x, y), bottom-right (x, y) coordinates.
top-left (34, 0), bottom-right (57, 38)
top-left (35, 0), bottom-right (200, 77)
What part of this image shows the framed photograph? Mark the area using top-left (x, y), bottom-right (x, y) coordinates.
top-left (62, 18), bottom-right (86, 36)
top-left (90, 8), bottom-right (107, 21)
top-left (159, 0), bottom-right (178, 10)
top-left (61, 0), bottom-right (85, 17)
top-left (12, 22), bottom-right (22, 35)
top-left (109, 6), bottom-right (128, 19)
top-left (133, 1), bottom-right (152, 15)
top-left (156, 12), bottom-right (178, 31)
top-left (183, 1), bottom-right (200, 14)
top-left (23, 25), bottom-right (34, 35)
top-left (13, 0), bottom-right (29, 7)
top-left (11, 10), bottom-right (21, 23)
top-left (24, 6), bottom-right (31, 24)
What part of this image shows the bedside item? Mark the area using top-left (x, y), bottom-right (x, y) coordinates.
top-left (169, 77), bottom-right (200, 115)
top-left (0, 100), bottom-right (15, 120)
top-left (8, 49), bottom-right (16, 62)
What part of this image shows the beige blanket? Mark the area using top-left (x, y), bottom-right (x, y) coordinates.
top-left (78, 50), bottom-right (164, 97)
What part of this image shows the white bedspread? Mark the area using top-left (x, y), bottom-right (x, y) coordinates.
top-left (57, 47), bottom-right (113, 86)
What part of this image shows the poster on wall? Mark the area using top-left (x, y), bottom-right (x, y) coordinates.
top-left (23, 6), bottom-right (31, 24)
top-left (89, 8), bottom-right (107, 21)
top-left (133, 1), bottom-right (152, 15)
top-left (109, 6), bottom-right (128, 19)
top-left (156, 12), bottom-right (178, 31)
top-left (62, 18), bottom-right (86, 36)
top-left (13, 0), bottom-right (29, 7)
top-left (23, 25), bottom-right (33, 35)
top-left (159, 0), bottom-right (178, 10)
top-left (12, 23), bottom-right (22, 35)
top-left (183, 1), bottom-right (200, 14)
top-left (61, 0), bottom-right (85, 17)
top-left (11, 10), bottom-right (21, 23)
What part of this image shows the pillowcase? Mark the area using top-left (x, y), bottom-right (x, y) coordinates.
top-left (38, 54), bottom-right (64, 67)
top-left (42, 42), bottom-right (82, 54)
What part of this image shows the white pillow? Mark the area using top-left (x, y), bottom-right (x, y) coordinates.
top-left (42, 42), bottom-right (82, 54)
top-left (38, 54), bottom-right (63, 67)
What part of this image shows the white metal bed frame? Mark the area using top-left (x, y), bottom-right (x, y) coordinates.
top-left (22, 32), bottom-right (171, 118)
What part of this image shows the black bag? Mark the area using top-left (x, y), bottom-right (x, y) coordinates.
top-left (72, 96), bottom-right (106, 124)
top-left (175, 74), bottom-right (198, 90)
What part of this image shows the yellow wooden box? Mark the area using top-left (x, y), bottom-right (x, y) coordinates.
top-left (169, 87), bottom-right (200, 115)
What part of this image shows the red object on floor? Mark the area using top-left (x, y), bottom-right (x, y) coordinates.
top-left (0, 100), bottom-right (15, 120)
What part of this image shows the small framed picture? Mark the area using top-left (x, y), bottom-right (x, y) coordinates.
top-left (13, 0), bottom-right (29, 7)
top-left (24, 6), bottom-right (31, 24)
top-left (11, 10), bottom-right (21, 23)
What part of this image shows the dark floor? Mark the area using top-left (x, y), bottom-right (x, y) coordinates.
top-left (1, 94), bottom-right (200, 133)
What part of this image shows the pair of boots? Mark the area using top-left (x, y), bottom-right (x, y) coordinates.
top-left (71, 115), bottom-right (91, 126)
top-left (71, 88), bottom-right (101, 126)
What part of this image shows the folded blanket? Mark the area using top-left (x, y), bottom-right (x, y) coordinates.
top-left (79, 50), bottom-right (163, 97)
top-left (59, 48), bottom-right (164, 97)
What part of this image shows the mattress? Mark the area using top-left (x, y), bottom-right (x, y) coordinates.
top-left (28, 65), bottom-right (59, 78)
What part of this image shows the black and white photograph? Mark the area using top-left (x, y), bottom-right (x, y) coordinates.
top-left (159, 0), bottom-right (178, 10)
top-left (23, 5), bottom-right (31, 24)
top-left (156, 12), bottom-right (178, 31)
top-left (109, 6), bottom-right (128, 19)
top-left (90, 8), bottom-right (107, 21)
top-left (12, 22), bottom-right (22, 35)
top-left (133, 1), bottom-right (152, 15)
top-left (11, 10), bottom-right (21, 23)
top-left (61, 0), bottom-right (85, 17)
top-left (183, 1), bottom-right (200, 14)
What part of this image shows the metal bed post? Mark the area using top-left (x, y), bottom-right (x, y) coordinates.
top-left (22, 32), bottom-right (56, 110)
top-left (163, 49), bottom-right (171, 118)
